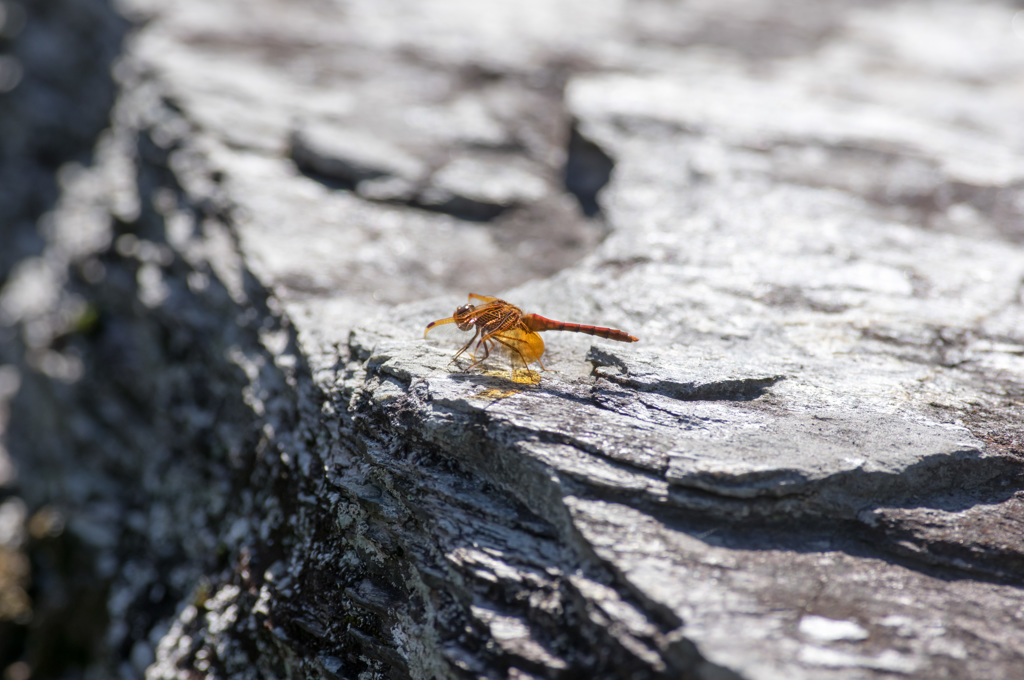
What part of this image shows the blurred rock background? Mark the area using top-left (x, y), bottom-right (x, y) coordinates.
top-left (2, 0), bottom-right (1023, 678)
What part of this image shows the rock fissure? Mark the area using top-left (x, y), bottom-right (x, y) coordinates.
top-left (5, 1), bottom-right (1024, 679)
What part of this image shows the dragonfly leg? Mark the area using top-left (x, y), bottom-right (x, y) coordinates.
top-left (465, 339), bottom-right (494, 370)
top-left (451, 329), bottom-right (481, 367)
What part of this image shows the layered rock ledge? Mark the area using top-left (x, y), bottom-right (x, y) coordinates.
top-left (2, 1), bottom-right (1023, 678)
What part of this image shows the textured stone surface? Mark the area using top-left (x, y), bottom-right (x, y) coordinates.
top-left (2, 0), bottom-right (1024, 679)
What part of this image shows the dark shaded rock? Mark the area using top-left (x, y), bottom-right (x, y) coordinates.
top-left (0, 0), bottom-right (131, 282)
top-left (2, 1), bottom-right (1024, 679)
top-left (564, 126), bottom-right (614, 217)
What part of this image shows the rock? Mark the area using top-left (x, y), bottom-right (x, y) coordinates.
top-left (1, 0), bottom-right (1023, 679)
top-left (0, 0), bottom-right (130, 282)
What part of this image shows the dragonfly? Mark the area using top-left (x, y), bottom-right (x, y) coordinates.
top-left (424, 293), bottom-right (638, 378)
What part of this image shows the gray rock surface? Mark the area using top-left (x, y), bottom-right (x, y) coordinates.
top-left (2, 0), bottom-right (1023, 678)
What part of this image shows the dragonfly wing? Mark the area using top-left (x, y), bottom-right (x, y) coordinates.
top-left (493, 327), bottom-right (545, 367)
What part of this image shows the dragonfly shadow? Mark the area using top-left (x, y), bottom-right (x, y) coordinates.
top-left (445, 365), bottom-right (628, 411)
top-left (446, 369), bottom-right (542, 403)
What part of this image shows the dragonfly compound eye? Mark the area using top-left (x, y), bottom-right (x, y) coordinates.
top-left (454, 304), bottom-right (476, 331)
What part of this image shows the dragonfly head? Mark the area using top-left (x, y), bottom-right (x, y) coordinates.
top-left (454, 303), bottom-right (477, 331)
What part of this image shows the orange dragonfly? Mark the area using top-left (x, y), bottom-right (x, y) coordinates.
top-left (424, 293), bottom-right (638, 377)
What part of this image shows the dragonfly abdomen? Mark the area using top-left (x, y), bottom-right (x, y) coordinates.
top-left (524, 314), bottom-right (639, 342)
